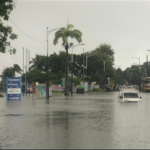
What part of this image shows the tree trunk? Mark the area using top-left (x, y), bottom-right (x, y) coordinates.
top-left (64, 45), bottom-right (69, 96)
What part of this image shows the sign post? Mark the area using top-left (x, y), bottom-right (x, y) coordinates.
top-left (7, 77), bottom-right (22, 100)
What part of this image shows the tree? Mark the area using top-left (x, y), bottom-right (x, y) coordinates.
top-left (53, 24), bottom-right (82, 95)
top-left (12, 64), bottom-right (22, 76)
top-left (2, 67), bottom-right (14, 78)
top-left (95, 44), bottom-right (115, 59)
top-left (0, 0), bottom-right (17, 54)
top-left (29, 55), bottom-right (46, 71)
top-left (2, 64), bottom-right (22, 80)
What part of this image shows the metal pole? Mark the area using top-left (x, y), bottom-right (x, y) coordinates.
top-left (23, 48), bottom-right (24, 75)
top-left (3, 66), bottom-right (5, 92)
top-left (29, 50), bottom-right (30, 96)
top-left (139, 57), bottom-right (140, 70)
top-left (71, 71), bottom-right (73, 96)
top-left (23, 48), bottom-right (24, 96)
top-left (25, 65), bottom-right (27, 96)
top-left (83, 48), bottom-right (84, 92)
top-left (25, 49), bottom-right (27, 96)
top-left (26, 49), bottom-right (28, 73)
top-left (71, 47), bottom-right (73, 96)
top-left (47, 27), bottom-right (49, 100)
top-left (104, 61), bottom-right (105, 71)
top-left (3, 75), bottom-right (5, 92)
top-left (139, 57), bottom-right (141, 91)
top-left (28, 50), bottom-right (30, 71)
top-left (72, 47), bottom-right (73, 63)
top-left (147, 55), bottom-right (149, 77)
top-left (86, 55), bottom-right (88, 69)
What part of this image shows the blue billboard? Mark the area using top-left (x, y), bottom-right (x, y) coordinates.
top-left (7, 77), bottom-right (22, 100)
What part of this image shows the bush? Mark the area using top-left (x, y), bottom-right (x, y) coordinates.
top-left (92, 88), bottom-right (106, 92)
top-left (73, 78), bottom-right (82, 86)
top-left (0, 93), bottom-right (4, 97)
top-left (76, 85), bottom-right (84, 89)
top-left (52, 79), bottom-right (61, 85)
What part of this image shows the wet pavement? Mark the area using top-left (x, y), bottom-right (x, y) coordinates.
top-left (0, 92), bottom-right (150, 149)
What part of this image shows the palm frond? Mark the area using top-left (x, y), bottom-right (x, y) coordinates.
top-left (67, 24), bottom-right (74, 30)
top-left (53, 30), bottom-right (63, 45)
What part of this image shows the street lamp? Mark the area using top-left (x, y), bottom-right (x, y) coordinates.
top-left (132, 57), bottom-right (140, 70)
top-left (71, 43), bottom-right (84, 63)
top-left (130, 72), bottom-right (136, 79)
top-left (85, 54), bottom-right (95, 69)
top-left (46, 27), bottom-right (64, 100)
top-left (147, 50), bottom-right (150, 77)
top-left (104, 60), bottom-right (113, 71)
top-left (132, 57), bottom-right (141, 91)
top-left (107, 77), bottom-right (110, 86)
top-left (70, 44), bottom-right (85, 96)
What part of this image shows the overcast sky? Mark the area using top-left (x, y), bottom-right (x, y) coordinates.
top-left (1, 0), bottom-right (150, 76)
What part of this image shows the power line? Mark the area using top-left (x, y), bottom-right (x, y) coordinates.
top-left (9, 19), bottom-right (46, 43)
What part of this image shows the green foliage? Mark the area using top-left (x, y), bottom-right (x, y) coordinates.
top-left (53, 24), bottom-right (82, 46)
top-left (53, 23), bottom-right (83, 95)
top-left (0, 0), bottom-right (18, 54)
top-left (95, 44), bottom-right (115, 59)
top-left (21, 69), bottom-right (60, 84)
top-left (72, 78), bottom-right (82, 85)
top-left (124, 65), bottom-right (146, 86)
top-left (2, 64), bottom-right (22, 80)
top-left (76, 85), bottom-right (84, 89)
top-left (52, 79), bottom-right (61, 85)
top-left (92, 88), bottom-right (106, 92)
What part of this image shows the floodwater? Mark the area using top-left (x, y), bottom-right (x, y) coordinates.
top-left (0, 92), bottom-right (150, 149)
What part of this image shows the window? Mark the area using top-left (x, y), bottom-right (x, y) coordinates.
top-left (124, 93), bottom-right (139, 98)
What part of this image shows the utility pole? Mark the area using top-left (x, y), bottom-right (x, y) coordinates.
top-left (25, 49), bottom-right (28, 96)
top-left (147, 55), bottom-right (148, 77)
top-left (23, 48), bottom-right (24, 96)
top-left (83, 48), bottom-right (85, 91)
top-left (46, 27), bottom-right (49, 100)
top-left (29, 50), bottom-right (30, 96)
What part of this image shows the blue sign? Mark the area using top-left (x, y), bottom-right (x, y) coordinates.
top-left (7, 77), bottom-right (22, 100)
top-left (69, 79), bottom-right (72, 92)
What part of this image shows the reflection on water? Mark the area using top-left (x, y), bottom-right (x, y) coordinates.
top-left (0, 92), bottom-right (150, 148)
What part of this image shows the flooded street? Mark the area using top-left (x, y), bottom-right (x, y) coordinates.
top-left (0, 92), bottom-right (150, 149)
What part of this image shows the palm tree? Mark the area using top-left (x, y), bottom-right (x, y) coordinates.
top-left (53, 24), bottom-right (82, 95)
top-left (2, 64), bottom-right (22, 79)
top-left (2, 67), bottom-right (14, 78)
top-left (12, 64), bottom-right (22, 76)
top-left (29, 55), bottom-right (46, 72)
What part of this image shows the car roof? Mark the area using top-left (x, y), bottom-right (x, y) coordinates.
top-left (120, 89), bottom-right (139, 93)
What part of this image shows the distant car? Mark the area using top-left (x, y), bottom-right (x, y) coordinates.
top-left (27, 88), bottom-right (35, 93)
top-left (119, 89), bottom-right (141, 102)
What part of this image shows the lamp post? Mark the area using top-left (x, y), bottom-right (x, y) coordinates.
top-left (130, 72), bottom-right (136, 80)
top-left (147, 50), bottom-right (150, 77)
top-left (71, 44), bottom-right (84, 96)
top-left (132, 57), bottom-right (141, 91)
top-left (85, 54), bottom-right (95, 69)
top-left (71, 43), bottom-right (84, 63)
top-left (107, 77), bottom-right (110, 87)
top-left (46, 27), bottom-right (64, 100)
top-left (104, 60), bottom-right (113, 71)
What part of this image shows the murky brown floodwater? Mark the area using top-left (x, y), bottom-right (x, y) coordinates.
top-left (0, 92), bottom-right (150, 149)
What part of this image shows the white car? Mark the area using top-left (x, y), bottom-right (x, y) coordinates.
top-left (119, 89), bottom-right (141, 102)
